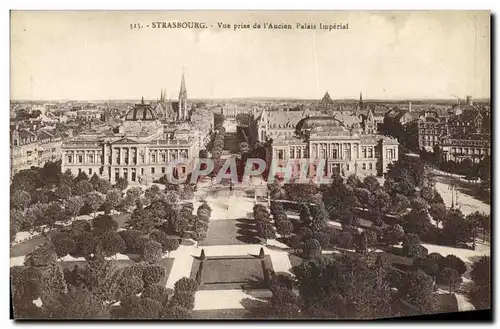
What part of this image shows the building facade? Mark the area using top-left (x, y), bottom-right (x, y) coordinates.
top-left (252, 101), bottom-right (398, 179)
top-left (61, 102), bottom-right (199, 184)
top-left (416, 112), bottom-right (448, 151)
top-left (10, 127), bottom-right (63, 177)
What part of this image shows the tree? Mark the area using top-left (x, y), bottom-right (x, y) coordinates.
top-left (41, 262), bottom-right (67, 297)
top-left (74, 232), bottom-right (99, 259)
top-left (169, 291), bottom-right (195, 311)
top-left (471, 256), bottom-right (490, 288)
top-left (11, 168), bottom-right (43, 194)
top-left (100, 232), bottom-right (126, 257)
top-left (392, 194), bottom-right (410, 214)
top-left (401, 209), bottom-right (431, 237)
top-left (469, 256), bottom-right (491, 310)
top-left (65, 196), bottom-right (84, 220)
top-left (346, 174), bottom-right (362, 189)
top-left (293, 253), bottom-right (391, 319)
top-left (174, 277), bottom-right (199, 294)
top-left (95, 178), bottom-right (112, 195)
top-left (115, 177), bottom-right (128, 191)
top-left (358, 230), bottom-right (377, 252)
top-left (172, 215), bottom-right (190, 234)
top-left (322, 178), bottom-right (360, 216)
top-left (437, 268), bottom-right (462, 293)
top-left (268, 272), bottom-right (294, 293)
top-left (276, 219), bottom-right (294, 238)
top-left (105, 189), bottom-right (122, 212)
top-left (89, 214), bottom-right (117, 234)
top-left (42, 201), bottom-right (69, 233)
top-left (52, 232), bottom-right (76, 258)
top-left (299, 203), bottom-right (311, 226)
top-left (85, 192), bottom-right (105, 217)
top-left (120, 229), bottom-right (146, 253)
top-left (164, 190), bottom-right (180, 205)
top-left (355, 188), bottom-right (373, 209)
top-left (71, 219), bottom-right (91, 237)
top-left (117, 275), bottom-right (143, 299)
top-left (370, 189), bottom-right (391, 217)
top-left (11, 208), bottom-right (28, 231)
top-left (402, 233), bottom-right (421, 258)
top-left (270, 201), bottom-right (284, 217)
top-left (142, 240), bottom-right (163, 263)
top-left (143, 265), bottom-right (166, 287)
top-left (429, 203), bottom-right (447, 228)
top-left (74, 180), bottom-right (94, 196)
top-left (143, 284), bottom-right (169, 306)
top-left (411, 197), bottom-right (429, 212)
top-left (129, 207), bottom-right (159, 234)
top-left (269, 287), bottom-right (301, 318)
top-left (413, 256), bottom-right (440, 282)
top-left (274, 211), bottom-right (288, 223)
top-left (162, 304), bottom-right (190, 319)
top-left (11, 218), bottom-right (18, 244)
top-left (283, 183), bottom-right (319, 202)
top-left (256, 220), bottom-right (276, 245)
top-left (42, 287), bottom-right (109, 319)
top-left (363, 175), bottom-right (380, 193)
top-left (11, 266), bottom-right (43, 302)
top-left (89, 173), bottom-right (101, 189)
top-left (150, 230), bottom-right (171, 250)
top-left (24, 203), bottom-right (48, 233)
top-left (24, 242), bottom-right (57, 267)
top-left (74, 171), bottom-right (90, 184)
top-left (398, 269), bottom-right (436, 315)
top-left (440, 254), bottom-right (467, 276)
top-left (303, 238), bottom-right (322, 258)
top-left (467, 211), bottom-right (490, 242)
top-left (442, 209), bottom-right (473, 245)
top-left (60, 169), bottom-right (75, 189)
top-left (193, 226), bottom-right (208, 246)
top-left (381, 224), bottom-right (405, 246)
top-left (11, 190), bottom-right (32, 210)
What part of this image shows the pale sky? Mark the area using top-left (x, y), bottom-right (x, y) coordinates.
top-left (10, 11), bottom-right (490, 100)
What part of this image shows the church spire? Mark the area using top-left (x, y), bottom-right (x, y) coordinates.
top-left (178, 72), bottom-right (188, 121)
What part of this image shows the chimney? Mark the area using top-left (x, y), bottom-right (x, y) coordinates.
top-left (408, 101), bottom-right (412, 112)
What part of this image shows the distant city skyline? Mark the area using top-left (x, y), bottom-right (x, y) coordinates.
top-left (11, 11), bottom-right (490, 101)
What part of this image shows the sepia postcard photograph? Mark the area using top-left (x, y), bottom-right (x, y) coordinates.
top-left (9, 10), bottom-right (492, 321)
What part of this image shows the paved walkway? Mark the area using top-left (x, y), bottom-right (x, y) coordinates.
top-left (194, 289), bottom-right (270, 310)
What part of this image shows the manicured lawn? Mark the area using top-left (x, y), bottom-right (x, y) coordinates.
top-left (288, 254), bottom-right (304, 269)
top-left (200, 218), bottom-right (260, 246)
top-left (10, 235), bottom-right (49, 258)
top-left (112, 213), bottom-right (131, 228)
top-left (190, 255), bottom-right (272, 289)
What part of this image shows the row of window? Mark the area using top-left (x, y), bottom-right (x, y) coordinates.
top-left (67, 152), bottom-right (188, 165)
top-left (451, 147), bottom-right (486, 155)
top-left (77, 166), bottom-right (188, 181)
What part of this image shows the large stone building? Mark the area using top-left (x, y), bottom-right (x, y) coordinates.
top-left (440, 106), bottom-right (491, 163)
top-left (61, 102), bottom-right (199, 184)
top-left (253, 99), bottom-right (399, 178)
top-left (416, 111), bottom-right (449, 151)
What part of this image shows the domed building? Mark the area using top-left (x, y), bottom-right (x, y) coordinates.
top-left (61, 95), bottom-right (199, 185)
top-left (124, 98), bottom-right (159, 121)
